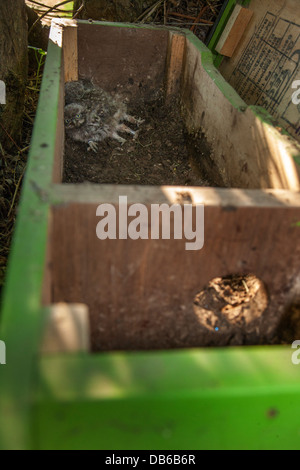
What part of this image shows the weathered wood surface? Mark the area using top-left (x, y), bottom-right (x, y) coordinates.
top-left (78, 23), bottom-right (169, 100)
top-left (63, 23), bottom-right (78, 83)
top-left (51, 190), bottom-right (300, 351)
top-left (215, 5), bottom-right (253, 57)
top-left (165, 33), bottom-right (186, 101)
top-left (181, 37), bottom-right (300, 190)
top-left (47, 21), bottom-right (300, 351)
top-left (41, 303), bottom-right (90, 354)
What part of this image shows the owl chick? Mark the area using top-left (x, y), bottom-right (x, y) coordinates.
top-left (64, 80), bottom-right (144, 152)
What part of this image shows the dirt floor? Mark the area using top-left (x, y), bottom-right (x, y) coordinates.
top-left (63, 94), bottom-right (217, 186)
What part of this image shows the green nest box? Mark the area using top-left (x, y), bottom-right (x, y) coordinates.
top-left (1, 11), bottom-right (300, 449)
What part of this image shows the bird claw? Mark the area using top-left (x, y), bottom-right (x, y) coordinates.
top-left (88, 141), bottom-right (98, 152)
top-left (133, 130), bottom-right (141, 141)
top-left (136, 118), bottom-right (145, 126)
top-left (111, 132), bottom-right (126, 145)
top-left (124, 114), bottom-right (145, 127)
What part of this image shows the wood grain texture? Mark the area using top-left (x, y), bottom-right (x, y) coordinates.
top-left (48, 21), bottom-right (300, 351)
top-left (52, 64), bottom-right (65, 184)
top-left (52, 183), bottom-right (300, 207)
top-left (51, 199), bottom-right (300, 351)
top-left (78, 23), bottom-right (169, 101)
top-left (63, 24), bottom-right (78, 83)
top-left (165, 33), bottom-right (186, 100)
top-left (181, 38), bottom-right (300, 190)
top-left (215, 5), bottom-right (253, 57)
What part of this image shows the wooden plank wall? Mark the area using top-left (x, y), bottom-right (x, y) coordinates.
top-left (51, 187), bottom-right (300, 351)
top-left (165, 32), bottom-right (186, 100)
top-left (63, 22), bottom-right (78, 83)
top-left (181, 38), bottom-right (300, 190)
top-left (77, 23), bottom-right (169, 102)
top-left (47, 22), bottom-right (300, 352)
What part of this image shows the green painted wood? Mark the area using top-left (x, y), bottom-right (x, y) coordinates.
top-left (208, 0), bottom-right (237, 56)
top-left (207, 0), bottom-right (252, 66)
top-left (34, 346), bottom-right (300, 449)
top-left (0, 19), bottom-right (299, 450)
top-left (183, 29), bottom-right (247, 111)
top-left (184, 29), bottom-right (300, 139)
top-left (0, 38), bottom-right (63, 449)
top-left (250, 105), bottom-right (300, 149)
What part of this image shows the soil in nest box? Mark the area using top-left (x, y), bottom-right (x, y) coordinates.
top-left (192, 274), bottom-right (269, 347)
top-left (90, 274), bottom-right (274, 351)
top-left (63, 94), bottom-right (215, 186)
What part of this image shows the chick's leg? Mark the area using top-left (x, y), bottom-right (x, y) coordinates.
top-left (87, 140), bottom-right (98, 152)
top-left (123, 114), bottom-right (145, 126)
top-left (117, 123), bottom-right (136, 136)
top-left (116, 123), bottom-right (143, 141)
top-left (111, 132), bottom-right (126, 145)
